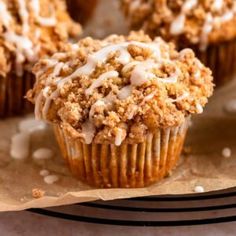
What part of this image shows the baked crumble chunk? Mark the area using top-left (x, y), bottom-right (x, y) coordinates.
top-left (28, 31), bottom-right (213, 145)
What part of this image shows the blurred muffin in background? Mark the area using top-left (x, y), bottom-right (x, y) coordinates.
top-left (121, 0), bottom-right (236, 85)
top-left (0, 0), bottom-right (81, 117)
top-left (66, 0), bottom-right (98, 24)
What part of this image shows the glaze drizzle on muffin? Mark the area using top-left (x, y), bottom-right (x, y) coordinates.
top-left (28, 32), bottom-right (213, 145)
top-left (121, 0), bottom-right (236, 50)
top-left (0, 0), bottom-right (81, 77)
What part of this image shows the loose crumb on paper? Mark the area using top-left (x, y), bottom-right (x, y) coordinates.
top-left (32, 188), bottom-right (45, 198)
top-left (44, 175), bottom-right (59, 184)
top-left (194, 185), bottom-right (205, 193)
top-left (39, 169), bottom-right (50, 177)
top-left (222, 147), bottom-right (231, 158)
top-left (33, 148), bottom-right (54, 160)
top-left (10, 132), bottom-right (30, 160)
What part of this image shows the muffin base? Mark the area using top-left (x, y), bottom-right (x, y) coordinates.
top-left (194, 39), bottom-right (236, 86)
top-left (0, 72), bottom-right (34, 118)
top-left (54, 119), bottom-right (189, 188)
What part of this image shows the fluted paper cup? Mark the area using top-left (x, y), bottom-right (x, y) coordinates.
top-left (54, 118), bottom-right (189, 188)
top-left (0, 72), bottom-right (34, 117)
top-left (194, 39), bottom-right (236, 86)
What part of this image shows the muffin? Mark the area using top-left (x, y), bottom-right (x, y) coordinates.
top-left (27, 31), bottom-right (213, 188)
top-left (121, 0), bottom-right (236, 85)
top-left (66, 0), bottom-right (98, 24)
top-left (0, 0), bottom-right (81, 117)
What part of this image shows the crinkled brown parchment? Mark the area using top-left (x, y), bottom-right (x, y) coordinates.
top-left (0, 0), bottom-right (236, 212)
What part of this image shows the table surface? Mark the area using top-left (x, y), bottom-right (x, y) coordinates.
top-left (0, 210), bottom-right (236, 236)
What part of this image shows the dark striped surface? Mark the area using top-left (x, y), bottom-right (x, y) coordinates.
top-left (29, 187), bottom-right (236, 226)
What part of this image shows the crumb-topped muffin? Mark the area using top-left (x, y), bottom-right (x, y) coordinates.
top-left (28, 31), bottom-right (213, 188)
top-left (121, 0), bottom-right (236, 85)
top-left (0, 0), bottom-right (81, 117)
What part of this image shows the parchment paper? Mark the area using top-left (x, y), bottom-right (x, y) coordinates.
top-left (1, 0), bottom-right (236, 212)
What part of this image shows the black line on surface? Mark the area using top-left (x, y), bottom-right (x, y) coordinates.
top-left (79, 202), bottom-right (236, 213)
top-left (129, 190), bottom-right (236, 201)
top-left (28, 208), bottom-right (236, 226)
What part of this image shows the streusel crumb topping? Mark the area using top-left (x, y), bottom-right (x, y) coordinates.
top-left (121, 0), bottom-right (236, 50)
top-left (0, 0), bottom-right (81, 77)
top-left (28, 31), bottom-right (213, 145)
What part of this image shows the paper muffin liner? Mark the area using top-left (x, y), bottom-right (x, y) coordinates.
top-left (0, 72), bottom-right (34, 118)
top-left (193, 39), bottom-right (236, 86)
top-left (54, 118), bottom-right (189, 188)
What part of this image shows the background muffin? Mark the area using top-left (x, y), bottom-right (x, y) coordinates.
top-left (0, 0), bottom-right (81, 117)
top-left (27, 31), bottom-right (213, 188)
top-left (66, 0), bottom-right (98, 25)
top-left (121, 0), bottom-right (236, 85)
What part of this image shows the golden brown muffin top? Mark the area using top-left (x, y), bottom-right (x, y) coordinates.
top-left (0, 0), bottom-right (81, 77)
top-left (121, 0), bottom-right (236, 50)
top-left (27, 31), bottom-right (213, 145)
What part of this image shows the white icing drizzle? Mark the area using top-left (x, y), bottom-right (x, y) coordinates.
top-left (89, 100), bottom-right (106, 120)
top-left (86, 71), bottom-right (119, 96)
top-left (41, 89), bottom-right (59, 119)
top-left (121, 61), bottom-right (140, 74)
top-left (117, 85), bottom-right (133, 100)
top-left (169, 92), bottom-right (189, 103)
top-left (35, 41), bottom-right (163, 119)
top-left (35, 58), bottom-right (59, 78)
top-left (0, 0), bottom-right (58, 76)
top-left (212, 0), bottom-right (224, 11)
top-left (202, 7), bottom-right (236, 50)
top-left (0, 1), bottom-right (37, 76)
top-left (89, 92), bottom-right (116, 120)
top-left (18, 0), bottom-right (30, 34)
top-left (170, 0), bottom-right (198, 35)
top-left (143, 92), bottom-right (156, 102)
top-left (35, 61), bottom-right (64, 119)
top-left (170, 14), bottom-right (186, 35)
top-left (200, 13), bottom-right (214, 51)
top-left (4, 31), bottom-right (36, 76)
top-left (35, 40), bottom-right (184, 145)
top-left (194, 69), bottom-right (201, 79)
top-left (130, 60), bottom-right (157, 86)
top-left (127, 105), bottom-right (138, 120)
top-left (50, 62), bottom-right (64, 82)
top-left (35, 92), bottom-right (44, 119)
top-left (139, 92), bottom-right (156, 107)
top-left (0, 1), bottom-right (11, 27)
top-left (30, 0), bottom-right (56, 26)
top-left (129, 0), bottom-right (141, 13)
top-left (115, 128), bottom-right (125, 146)
top-left (196, 103), bottom-right (203, 113)
top-left (81, 121), bottom-right (96, 144)
top-left (182, 0), bottom-right (198, 12)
